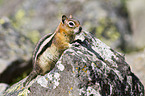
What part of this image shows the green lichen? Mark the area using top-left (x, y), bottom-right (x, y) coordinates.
top-left (15, 9), bottom-right (25, 21)
top-left (0, 18), bottom-right (5, 24)
top-left (5, 83), bottom-right (22, 94)
top-left (18, 89), bottom-right (29, 96)
top-left (27, 30), bottom-right (40, 44)
top-left (0, 0), bottom-right (4, 6)
top-left (11, 9), bottom-right (27, 30)
top-left (91, 18), bottom-right (120, 46)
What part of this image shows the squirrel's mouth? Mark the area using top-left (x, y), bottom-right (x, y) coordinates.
top-left (74, 26), bottom-right (82, 34)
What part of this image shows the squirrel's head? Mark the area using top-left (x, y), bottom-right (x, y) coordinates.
top-left (61, 15), bottom-right (82, 34)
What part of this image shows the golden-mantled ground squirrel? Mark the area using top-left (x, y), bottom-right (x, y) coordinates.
top-left (23, 15), bottom-right (82, 86)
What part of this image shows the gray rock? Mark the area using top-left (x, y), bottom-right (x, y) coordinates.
top-left (0, 17), bottom-right (34, 83)
top-left (0, 0), bottom-right (132, 51)
top-left (4, 31), bottom-right (144, 96)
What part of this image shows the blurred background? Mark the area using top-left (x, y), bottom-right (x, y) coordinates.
top-left (0, 0), bottom-right (144, 88)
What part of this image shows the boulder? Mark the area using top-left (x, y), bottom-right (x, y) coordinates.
top-left (4, 31), bottom-right (144, 96)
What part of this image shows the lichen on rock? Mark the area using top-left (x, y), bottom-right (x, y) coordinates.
top-left (4, 31), bottom-right (144, 96)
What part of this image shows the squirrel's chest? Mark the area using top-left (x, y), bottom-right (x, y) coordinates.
top-left (37, 45), bottom-right (59, 73)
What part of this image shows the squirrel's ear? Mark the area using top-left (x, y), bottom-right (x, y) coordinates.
top-left (62, 15), bottom-right (67, 24)
top-left (69, 15), bottom-right (73, 18)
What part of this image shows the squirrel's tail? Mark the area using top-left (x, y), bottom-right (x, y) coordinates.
top-left (23, 70), bottom-right (37, 87)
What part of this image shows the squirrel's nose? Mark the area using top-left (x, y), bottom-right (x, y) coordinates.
top-left (79, 26), bottom-right (82, 32)
top-left (74, 26), bottom-right (82, 34)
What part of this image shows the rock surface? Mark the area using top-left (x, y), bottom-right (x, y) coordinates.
top-left (0, 0), bottom-right (132, 50)
top-left (0, 0), bottom-right (144, 95)
top-left (4, 31), bottom-right (144, 96)
top-left (0, 17), bottom-right (33, 84)
top-left (0, 0), bottom-right (138, 85)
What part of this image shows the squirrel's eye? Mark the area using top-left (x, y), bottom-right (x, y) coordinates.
top-left (68, 21), bottom-right (75, 27)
